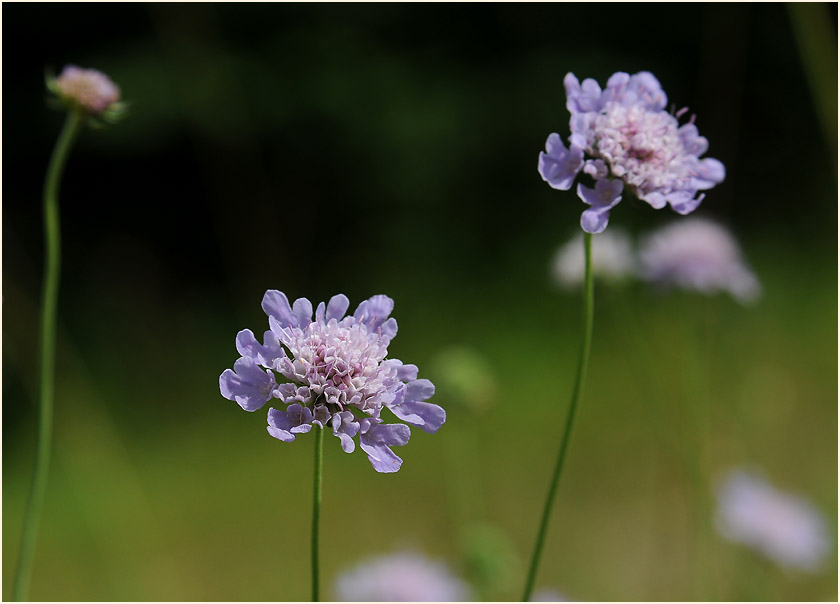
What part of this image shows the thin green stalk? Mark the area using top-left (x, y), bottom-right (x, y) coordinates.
top-left (522, 232), bottom-right (594, 602)
top-left (787, 2), bottom-right (838, 152)
top-left (311, 426), bottom-right (324, 602)
top-left (13, 109), bottom-right (85, 602)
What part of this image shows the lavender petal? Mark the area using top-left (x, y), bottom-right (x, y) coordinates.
top-left (262, 290), bottom-right (295, 327)
top-left (390, 401), bottom-right (446, 434)
top-left (538, 133), bottom-right (584, 191)
top-left (360, 422), bottom-right (410, 473)
top-left (219, 356), bottom-right (276, 412)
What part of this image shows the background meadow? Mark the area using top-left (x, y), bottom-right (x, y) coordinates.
top-left (3, 3), bottom-right (837, 601)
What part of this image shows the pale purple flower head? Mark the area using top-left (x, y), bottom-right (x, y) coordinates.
top-left (715, 468), bottom-right (832, 572)
top-left (334, 551), bottom-right (472, 601)
top-left (553, 228), bottom-right (635, 288)
top-left (531, 588), bottom-right (571, 602)
top-left (220, 291), bottom-right (445, 473)
top-left (638, 218), bottom-right (761, 303)
top-left (539, 71), bottom-right (725, 233)
top-left (54, 65), bottom-right (121, 114)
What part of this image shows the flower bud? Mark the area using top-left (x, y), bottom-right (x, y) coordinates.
top-left (51, 65), bottom-right (121, 115)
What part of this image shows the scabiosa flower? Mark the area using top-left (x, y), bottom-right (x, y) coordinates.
top-left (51, 65), bottom-right (121, 114)
top-left (552, 228), bottom-right (635, 288)
top-left (531, 588), bottom-right (570, 602)
top-left (334, 551), bottom-right (472, 601)
top-left (715, 469), bottom-right (831, 572)
top-left (638, 218), bottom-right (761, 303)
top-left (220, 291), bottom-right (445, 473)
top-left (538, 71), bottom-right (725, 233)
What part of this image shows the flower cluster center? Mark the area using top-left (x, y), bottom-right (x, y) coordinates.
top-left (592, 103), bottom-right (688, 194)
top-left (278, 319), bottom-right (398, 413)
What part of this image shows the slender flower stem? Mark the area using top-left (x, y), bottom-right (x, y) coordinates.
top-left (522, 232), bottom-right (594, 602)
top-left (311, 426), bottom-right (324, 602)
top-left (14, 109), bottom-right (86, 602)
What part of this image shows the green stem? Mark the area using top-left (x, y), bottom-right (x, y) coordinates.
top-left (787, 2), bottom-right (838, 152)
top-left (311, 426), bottom-right (324, 602)
top-left (13, 110), bottom-right (85, 602)
top-left (522, 232), bottom-right (594, 602)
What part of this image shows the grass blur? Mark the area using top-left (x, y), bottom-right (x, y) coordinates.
top-left (3, 2), bottom-right (837, 601)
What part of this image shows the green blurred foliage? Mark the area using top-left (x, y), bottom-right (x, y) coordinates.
top-left (3, 3), bottom-right (837, 601)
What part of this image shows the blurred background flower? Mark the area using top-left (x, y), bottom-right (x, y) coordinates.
top-left (715, 468), bottom-right (832, 573)
top-left (333, 550), bottom-right (471, 601)
top-left (52, 65), bottom-right (121, 114)
top-left (3, 3), bottom-right (836, 601)
top-left (531, 587), bottom-right (570, 601)
top-left (638, 217), bottom-right (762, 303)
top-left (552, 229), bottom-right (636, 289)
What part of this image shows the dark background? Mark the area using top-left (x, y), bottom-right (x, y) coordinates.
top-left (3, 3), bottom-right (837, 601)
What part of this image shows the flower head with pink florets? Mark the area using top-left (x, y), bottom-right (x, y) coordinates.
top-left (220, 291), bottom-right (445, 473)
top-left (47, 65), bottom-right (127, 125)
top-left (539, 71), bottom-right (725, 233)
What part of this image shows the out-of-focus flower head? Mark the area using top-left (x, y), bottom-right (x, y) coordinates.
top-left (715, 468), bottom-right (831, 572)
top-left (538, 71), bottom-right (725, 233)
top-left (334, 550), bottom-right (472, 601)
top-left (47, 65), bottom-right (126, 124)
top-left (220, 291), bottom-right (446, 473)
top-left (553, 228), bottom-right (636, 288)
top-left (531, 588), bottom-right (571, 601)
top-left (638, 217), bottom-right (761, 303)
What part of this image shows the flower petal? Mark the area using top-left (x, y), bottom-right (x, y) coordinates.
top-left (326, 294), bottom-right (350, 322)
top-left (538, 133), bottom-right (584, 191)
top-left (235, 329), bottom-right (286, 368)
top-left (390, 401), bottom-right (446, 434)
top-left (405, 378), bottom-right (435, 402)
top-left (603, 71), bottom-right (630, 103)
top-left (577, 179), bottom-right (623, 231)
top-left (353, 295), bottom-right (397, 337)
top-left (360, 422), bottom-right (410, 473)
top-left (394, 362), bottom-right (419, 382)
top-left (332, 411), bottom-right (360, 453)
top-left (626, 71), bottom-right (667, 111)
top-left (219, 356), bottom-right (276, 412)
top-left (274, 383), bottom-right (313, 404)
top-left (667, 191), bottom-right (704, 215)
top-left (262, 290), bottom-right (295, 327)
top-left (267, 404), bottom-right (314, 442)
top-left (564, 72), bottom-right (603, 114)
top-left (582, 159), bottom-right (608, 180)
top-left (580, 207), bottom-right (612, 234)
top-left (678, 122), bottom-right (709, 156)
top-left (292, 297), bottom-right (313, 327)
top-left (639, 191), bottom-right (668, 210)
top-left (693, 158), bottom-right (726, 190)
top-left (577, 179), bottom-right (624, 208)
top-left (235, 329), bottom-right (263, 360)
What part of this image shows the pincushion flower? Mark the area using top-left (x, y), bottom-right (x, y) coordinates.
top-left (638, 218), bottom-right (761, 303)
top-left (715, 469), bottom-right (831, 572)
top-left (52, 65), bottom-right (121, 114)
top-left (220, 291), bottom-right (445, 473)
top-left (13, 62), bottom-right (128, 601)
top-left (334, 551), bottom-right (472, 601)
top-left (538, 71), bottom-right (725, 233)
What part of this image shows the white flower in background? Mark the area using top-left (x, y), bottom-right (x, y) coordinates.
top-left (334, 550), bottom-right (472, 601)
top-left (553, 229), bottom-right (635, 288)
top-left (638, 217), bottom-right (761, 303)
top-left (715, 468), bottom-right (831, 572)
top-left (532, 587), bottom-right (570, 601)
